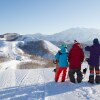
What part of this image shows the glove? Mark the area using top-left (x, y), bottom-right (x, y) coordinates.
top-left (83, 68), bottom-right (87, 74)
top-left (85, 58), bottom-right (89, 62)
top-left (53, 68), bottom-right (56, 72)
top-left (53, 60), bottom-right (58, 64)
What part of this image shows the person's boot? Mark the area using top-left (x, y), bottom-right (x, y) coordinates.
top-left (61, 80), bottom-right (65, 82)
top-left (88, 75), bottom-right (94, 84)
top-left (69, 70), bottom-right (75, 83)
top-left (77, 79), bottom-right (82, 83)
top-left (70, 79), bottom-right (76, 83)
top-left (95, 75), bottom-right (100, 84)
top-left (77, 70), bottom-right (83, 83)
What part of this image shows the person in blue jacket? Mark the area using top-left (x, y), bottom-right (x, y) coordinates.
top-left (55, 44), bottom-right (68, 82)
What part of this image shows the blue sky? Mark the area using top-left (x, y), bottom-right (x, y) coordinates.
top-left (0, 0), bottom-right (100, 35)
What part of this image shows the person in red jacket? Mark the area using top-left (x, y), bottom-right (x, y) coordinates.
top-left (68, 41), bottom-right (84, 83)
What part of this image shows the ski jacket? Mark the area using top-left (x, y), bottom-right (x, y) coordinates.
top-left (85, 39), bottom-right (100, 66)
top-left (68, 43), bottom-right (84, 69)
top-left (55, 47), bottom-right (68, 68)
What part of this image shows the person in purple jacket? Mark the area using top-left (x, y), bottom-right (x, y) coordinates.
top-left (85, 38), bottom-right (100, 84)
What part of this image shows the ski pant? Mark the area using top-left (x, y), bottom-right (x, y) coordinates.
top-left (68, 69), bottom-right (83, 83)
top-left (55, 67), bottom-right (67, 82)
top-left (89, 66), bottom-right (100, 83)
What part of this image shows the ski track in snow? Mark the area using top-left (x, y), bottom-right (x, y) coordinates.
top-left (0, 63), bottom-right (100, 100)
top-left (0, 68), bottom-right (46, 100)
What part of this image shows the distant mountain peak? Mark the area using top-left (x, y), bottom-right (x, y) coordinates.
top-left (4, 28), bottom-right (100, 43)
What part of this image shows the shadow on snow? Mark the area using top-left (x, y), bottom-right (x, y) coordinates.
top-left (0, 81), bottom-right (97, 100)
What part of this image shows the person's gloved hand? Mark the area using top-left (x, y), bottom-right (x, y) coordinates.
top-left (53, 68), bottom-right (56, 72)
top-left (83, 68), bottom-right (87, 74)
top-left (85, 58), bottom-right (89, 62)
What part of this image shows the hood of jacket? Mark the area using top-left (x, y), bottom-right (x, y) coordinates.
top-left (60, 47), bottom-right (68, 53)
top-left (93, 38), bottom-right (99, 45)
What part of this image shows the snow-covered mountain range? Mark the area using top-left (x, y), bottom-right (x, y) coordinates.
top-left (2, 28), bottom-right (100, 43)
top-left (0, 39), bottom-right (60, 60)
top-left (16, 28), bottom-right (100, 43)
top-left (18, 40), bottom-right (59, 59)
top-left (0, 28), bottom-right (100, 59)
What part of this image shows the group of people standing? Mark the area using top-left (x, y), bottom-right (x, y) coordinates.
top-left (54, 38), bottom-right (100, 84)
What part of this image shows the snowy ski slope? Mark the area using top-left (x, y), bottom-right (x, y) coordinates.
top-left (0, 62), bottom-right (100, 100)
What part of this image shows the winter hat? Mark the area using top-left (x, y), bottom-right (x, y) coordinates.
top-left (60, 44), bottom-right (67, 49)
top-left (93, 38), bottom-right (99, 44)
top-left (74, 40), bottom-right (78, 43)
top-left (73, 40), bottom-right (82, 48)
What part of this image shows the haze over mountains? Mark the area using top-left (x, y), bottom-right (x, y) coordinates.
top-left (1, 28), bottom-right (100, 43)
top-left (8, 28), bottom-right (99, 44)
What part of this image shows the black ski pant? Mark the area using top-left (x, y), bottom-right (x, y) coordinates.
top-left (69, 69), bottom-right (83, 83)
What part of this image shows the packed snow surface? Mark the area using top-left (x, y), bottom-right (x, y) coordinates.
top-left (0, 62), bottom-right (100, 100)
